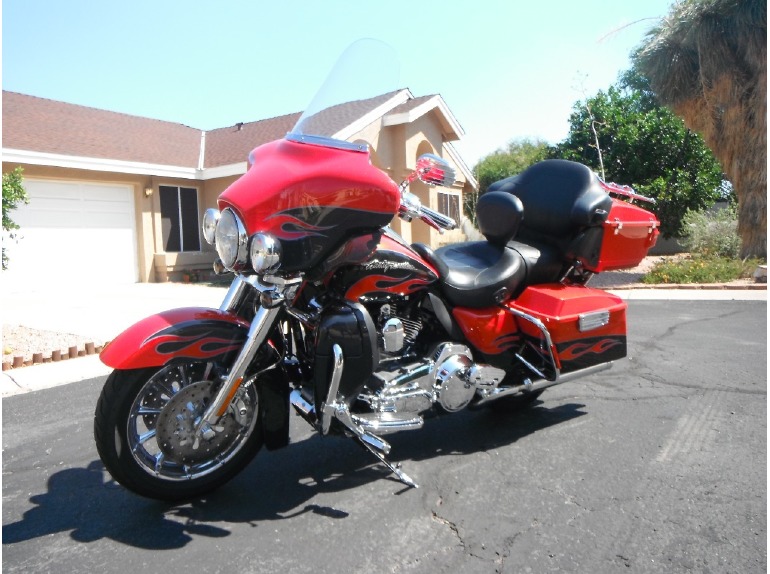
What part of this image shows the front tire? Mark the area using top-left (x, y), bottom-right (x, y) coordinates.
top-left (94, 361), bottom-right (264, 501)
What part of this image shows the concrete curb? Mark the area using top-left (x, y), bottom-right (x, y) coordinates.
top-left (607, 282), bottom-right (766, 290)
top-left (1, 354), bottom-right (112, 397)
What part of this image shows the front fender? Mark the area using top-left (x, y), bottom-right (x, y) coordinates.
top-left (100, 307), bottom-right (250, 369)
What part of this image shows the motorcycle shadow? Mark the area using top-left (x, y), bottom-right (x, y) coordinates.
top-left (175, 399), bottom-right (587, 523)
top-left (2, 400), bottom-right (584, 550)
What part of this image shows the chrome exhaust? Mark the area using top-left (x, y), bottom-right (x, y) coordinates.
top-left (474, 362), bottom-right (613, 407)
top-left (351, 412), bottom-right (424, 434)
top-left (290, 389), bottom-right (317, 425)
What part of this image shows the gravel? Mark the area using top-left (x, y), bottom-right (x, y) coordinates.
top-left (2, 325), bottom-right (107, 366)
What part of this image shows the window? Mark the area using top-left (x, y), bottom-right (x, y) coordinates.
top-left (437, 191), bottom-right (460, 221)
top-left (159, 185), bottom-right (200, 252)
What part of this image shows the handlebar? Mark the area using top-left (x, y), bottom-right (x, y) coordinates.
top-left (419, 205), bottom-right (457, 232)
top-left (398, 191), bottom-right (457, 234)
top-left (396, 153), bottom-right (458, 234)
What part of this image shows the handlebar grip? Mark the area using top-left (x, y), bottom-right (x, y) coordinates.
top-left (419, 206), bottom-right (457, 230)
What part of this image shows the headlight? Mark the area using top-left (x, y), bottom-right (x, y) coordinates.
top-left (202, 208), bottom-right (220, 245)
top-left (249, 233), bottom-right (282, 274)
top-left (215, 208), bottom-right (249, 270)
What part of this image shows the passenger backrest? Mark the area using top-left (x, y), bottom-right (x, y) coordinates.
top-left (487, 159), bottom-right (612, 245)
top-left (476, 191), bottom-right (524, 246)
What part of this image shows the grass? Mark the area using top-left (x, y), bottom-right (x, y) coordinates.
top-left (642, 255), bottom-right (764, 284)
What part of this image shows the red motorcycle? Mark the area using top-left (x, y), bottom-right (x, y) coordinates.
top-left (94, 40), bottom-right (660, 500)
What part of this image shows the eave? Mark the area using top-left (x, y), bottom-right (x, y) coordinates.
top-left (382, 94), bottom-right (465, 141)
top-left (2, 148), bottom-right (247, 180)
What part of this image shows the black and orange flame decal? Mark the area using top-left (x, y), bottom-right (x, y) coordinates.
top-left (344, 273), bottom-right (431, 300)
top-left (143, 320), bottom-right (247, 361)
top-left (491, 333), bottom-right (521, 353)
top-left (560, 338), bottom-right (623, 361)
top-left (557, 335), bottom-right (626, 372)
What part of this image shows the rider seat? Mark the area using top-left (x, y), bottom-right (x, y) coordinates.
top-left (414, 192), bottom-right (530, 308)
top-left (414, 160), bottom-right (611, 309)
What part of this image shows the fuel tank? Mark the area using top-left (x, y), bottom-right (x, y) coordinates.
top-left (325, 228), bottom-right (439, 302)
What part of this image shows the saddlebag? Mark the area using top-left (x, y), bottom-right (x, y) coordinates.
top-left (508, 285), bottom-right (627, 375)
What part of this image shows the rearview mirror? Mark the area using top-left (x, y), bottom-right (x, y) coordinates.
top-left (415, 154), bottom-right (456, 188)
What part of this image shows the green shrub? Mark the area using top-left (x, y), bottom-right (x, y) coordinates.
top-left (642, 255), bottom-right (761, 284)
top-left (681, 204), bottom-right (741, 258)
top-left (2, 167), bottom-right (29, 270)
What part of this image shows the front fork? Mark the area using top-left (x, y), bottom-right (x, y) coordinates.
top-left (196, 274), bottom-right (298, 440)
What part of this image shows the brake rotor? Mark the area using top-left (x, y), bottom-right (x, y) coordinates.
top-left (155, 381), bottom-right (241, 465)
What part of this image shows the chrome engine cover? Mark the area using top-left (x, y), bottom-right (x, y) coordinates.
top-left (356, 342), bottom-right (490, 430)
top-left (434, 352), bottom-right (474, 412)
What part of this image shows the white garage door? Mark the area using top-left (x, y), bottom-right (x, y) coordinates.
top-left (4, 179), bottom-right (138, 284)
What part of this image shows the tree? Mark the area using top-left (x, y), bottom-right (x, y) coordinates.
top-left (2, 167), bottom-right (29, 270)
top-left (467, 138), bottom-right (550, 225)
top-left (635, 0), bottom-right (766, 258)
top-left (553, 70), bottom-right (725, 238)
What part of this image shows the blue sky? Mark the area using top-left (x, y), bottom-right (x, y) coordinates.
top-left (2, 0), bottom-right (675, 166)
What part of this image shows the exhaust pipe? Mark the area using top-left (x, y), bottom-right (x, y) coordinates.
top-left (474, 362), bottom-right (613, 407)
top-left (290, 389), bottom-right (317, 425)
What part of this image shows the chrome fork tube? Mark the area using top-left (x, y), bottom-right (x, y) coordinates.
top-left (197, 277), bottom-right (285, 438)
top-left (219, 275), bottom-right (251, 313)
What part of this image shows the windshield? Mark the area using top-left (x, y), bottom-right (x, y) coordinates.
top-left (287, 38), bottom-right (401, 148)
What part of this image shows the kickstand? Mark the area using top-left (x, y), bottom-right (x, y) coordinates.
top-left (357, 436), bottom-right (418, 489)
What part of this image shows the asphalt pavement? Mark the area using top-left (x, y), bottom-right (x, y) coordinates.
top-left (2, 299), bottom-right (766, 573)
top-left (0, 278), bottom-right (766, 397)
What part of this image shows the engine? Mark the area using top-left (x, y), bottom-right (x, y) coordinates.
top-left (350, 302), bottom-right (506, 434)
top-left (302, 297), bottom-right (506, 436)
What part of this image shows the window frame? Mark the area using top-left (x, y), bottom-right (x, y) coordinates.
top-left (158, 185), bottom-right (201, 253)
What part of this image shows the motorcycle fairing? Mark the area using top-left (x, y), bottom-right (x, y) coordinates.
top-left (218, 138), bottom-right (401, 272)
top-left (100, 308), bottom-right (250, 369)
top-left (313, 301), bottom-right (378, 412)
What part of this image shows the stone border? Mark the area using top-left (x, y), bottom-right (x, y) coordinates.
top-left (2, 342), bottom-right (107, 371)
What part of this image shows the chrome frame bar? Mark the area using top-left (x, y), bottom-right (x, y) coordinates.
top-left (321, 344), bottom-right (344, 435)
top-left (502, 306), bottom-right (560, 382)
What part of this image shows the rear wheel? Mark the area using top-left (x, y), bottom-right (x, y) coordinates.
top-left (94, 361), bottom-right (263, 501)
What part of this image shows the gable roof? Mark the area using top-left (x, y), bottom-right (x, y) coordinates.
top-left (2, 91), bottom-right (202, 167)
top-left (203, 113), bottom-right (300, 169)
top-left (383, 94), bottom-right (465, 140)
top-left (2, 89), bottom-right (473, 185)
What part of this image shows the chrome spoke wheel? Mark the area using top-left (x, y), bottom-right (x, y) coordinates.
top-left (125, 361), bottom-right (258, 481)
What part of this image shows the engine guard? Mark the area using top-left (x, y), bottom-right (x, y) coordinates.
top-left (100, 307), bottom-right (251, 369)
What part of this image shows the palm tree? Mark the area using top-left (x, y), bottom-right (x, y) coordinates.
top-left (636, 0), bottom-right (766, 258)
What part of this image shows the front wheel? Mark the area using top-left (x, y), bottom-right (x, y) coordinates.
top-left (94, 361), bottom-right (264, 501)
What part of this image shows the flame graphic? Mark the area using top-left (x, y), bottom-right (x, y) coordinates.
top-left (265, 213), bottom-right (334, 240)
top-left (145, 330), bottom-right (244, 360)
top-left (493, 333), bottom-right (520, 352)
top-left (345, 274), bottom-right (430, 300)
top-left (560, 338), bottom-right (622, 361)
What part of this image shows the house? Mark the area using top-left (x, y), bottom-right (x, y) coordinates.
top-left (1, 89), bottom-right (477, 283)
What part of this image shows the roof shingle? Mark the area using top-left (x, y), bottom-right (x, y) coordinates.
top-left (2, 91), bottom-right (202, 166)
top-left (2, 88), bottom-right (440, 170)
